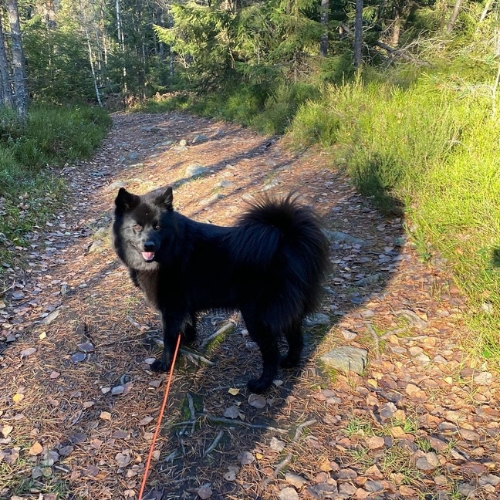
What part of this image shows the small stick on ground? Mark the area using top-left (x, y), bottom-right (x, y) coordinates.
top-left (187, 392), bottom-right (196, 435)
top-left (180, 348), bottom-right (215, 366)
top-left (261, 419), bottom-right (317, 489)
top-left (200, 320), bottom-right (236, 349)
top-left (367, 323), bottom-right (380, 360)
top-left (203, 429), bottom-right (225, 457)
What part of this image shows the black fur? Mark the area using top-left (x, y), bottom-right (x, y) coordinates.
top-left (113, 186), bottom-right (330, 393)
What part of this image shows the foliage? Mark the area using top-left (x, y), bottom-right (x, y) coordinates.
top-left (0, 104), bottom-right (111, 266)
top-left (22, 15), bottom-right (94, 104)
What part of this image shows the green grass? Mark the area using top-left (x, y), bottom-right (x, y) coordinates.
top-left (0, 104), bottom-right (111, 272)
top-left (286, 70), bottom-right (500, 367)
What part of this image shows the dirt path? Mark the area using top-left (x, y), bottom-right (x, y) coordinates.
top-left (1, 113), bottom-right (499, 500)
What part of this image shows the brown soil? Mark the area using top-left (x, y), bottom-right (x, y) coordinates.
top-left (0, 112), bottom-right (499, 500)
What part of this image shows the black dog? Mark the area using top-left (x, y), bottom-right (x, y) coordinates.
top-left (113, 186), bottom-right (329, 393)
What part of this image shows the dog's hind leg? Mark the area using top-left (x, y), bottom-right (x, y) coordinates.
top-left (241, 311), bottom-right (280, 394)
top-left (280, 318), bottom-right (304, 369)
top-left (182, 312), bottom-right (197, 345)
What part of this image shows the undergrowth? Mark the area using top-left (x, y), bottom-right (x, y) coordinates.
top-left (0, 104), bottom-right (111, 272)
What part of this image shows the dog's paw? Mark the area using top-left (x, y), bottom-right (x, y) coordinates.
top-left (247, 378), bottom-right (271, 394)
top-left (150, 359), bottom-right (171, 372)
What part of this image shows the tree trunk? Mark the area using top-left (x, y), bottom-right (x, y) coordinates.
top-left (391, 11), bottom-right (401, 47)
top-left (0, 17), bottom-right (14, 109)
top-left (7, 0), bottom-right (28, 123)
top-left (116, 0), bottom-right (128, 97)
top-left (320, 0), bottom-right (329, 57)
top-left (354, 0), bottom-right (363, 68)
top-left (447, 0), bottom-right (463, 34)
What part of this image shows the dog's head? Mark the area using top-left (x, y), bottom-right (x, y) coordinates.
top-left (113, 187), bottom-right (174, 265)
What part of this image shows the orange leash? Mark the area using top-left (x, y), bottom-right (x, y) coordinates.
top-left (138, 334), bottom-right (181, 500)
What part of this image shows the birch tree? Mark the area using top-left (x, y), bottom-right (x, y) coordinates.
top-left (7, 0), bottom-right (28, 123)
top-left (0, 19), bottom-right (14, 109)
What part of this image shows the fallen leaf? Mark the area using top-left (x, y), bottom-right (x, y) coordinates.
top-left (99, 411), bottom-right (112, 421)
top-left (1, 425), bottom-right (13, 437)
top-left (223, 405), bottom-right (240, 419)
top-left (115, 451), bottom-right (131, 467)
top-left (238, 451), bottom-right (255, 465)
top-left (12, 394), bottom-right (24, 404)
top-left (248, 394), bottom-right (266, 409)
top-left (319, 459), bottom-right (333, 472)
top-left (279, 487), bottom-right (299, 500)
top-left (269, 437), bottom-right (285, 452)
top-left (39, 332), bottom-right (47, 340)
top-left (90, 438), bottom-right (103, 449)
top-left (138, 416), bottom-right (154, 426)
top-left (28, 441), bottom-right (43, 456)
top-left (0, 447), bottom-right (20, 464)
top-left (20, 347), bottom-right (36, 358)
top-left (197, 484), bottom-right (212, 499)
top-left (228, 388), bottom-right (240, 396)
top-left (223, 466), bottom-right (239, 481)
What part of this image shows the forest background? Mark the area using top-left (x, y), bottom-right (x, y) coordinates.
top-left (0, 0), bottom-right (499, 366)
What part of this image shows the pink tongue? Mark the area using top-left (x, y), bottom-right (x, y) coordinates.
top-left (142, 252), bottom-right (155, 261)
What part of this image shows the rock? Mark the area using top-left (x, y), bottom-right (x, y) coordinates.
top-left (355, 274), bottom-right (381, 286)
top-left (192, 134), bottom-right (208, 144)
top-left (323, 230), bottom-right (368, 246)
top-left (41, 309), bottom-right (60, 325)
top-left (320, 347), bottom-right (368, 375)
top-left (185, 164), bottom-right (208, 177)
top-left (304, 313), bottom-right (330, 327)
top-left (111, 386), bottom-right (125, 396)
top-left (77, 342), bottom-right (94, 353)
top-left (71, 352), bottom-right (86, 363)
top-left (106, 180), bottom-right (127, 191)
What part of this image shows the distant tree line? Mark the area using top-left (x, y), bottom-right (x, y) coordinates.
top-left (0, 0), bottom-right (498, 120)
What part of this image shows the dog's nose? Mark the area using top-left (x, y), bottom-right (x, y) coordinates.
top-left (144, 241), bottom-right (156, 252)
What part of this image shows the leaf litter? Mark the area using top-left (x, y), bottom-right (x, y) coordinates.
top-left (0, 112), bottom-right (498, 499)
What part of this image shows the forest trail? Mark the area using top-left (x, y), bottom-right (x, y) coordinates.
top-left (1, 113), bottom-right (499, 500)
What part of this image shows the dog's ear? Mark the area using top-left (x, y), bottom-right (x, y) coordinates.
top-left (115, 188), bottom-right (140, 213)
top-left (155, 187), bottom-right (174, 211)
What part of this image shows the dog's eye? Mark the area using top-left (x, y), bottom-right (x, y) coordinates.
top-left (133, 224), bottom-right (143, 232)
top-left (154, 224), bottom-right (161, 231)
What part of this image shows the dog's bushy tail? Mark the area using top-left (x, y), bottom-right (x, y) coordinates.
top-left (232, 193), bottom-right (330, 315)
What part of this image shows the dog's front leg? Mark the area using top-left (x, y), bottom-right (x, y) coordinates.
top-left (150, 310), bottom-right (184, 372)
